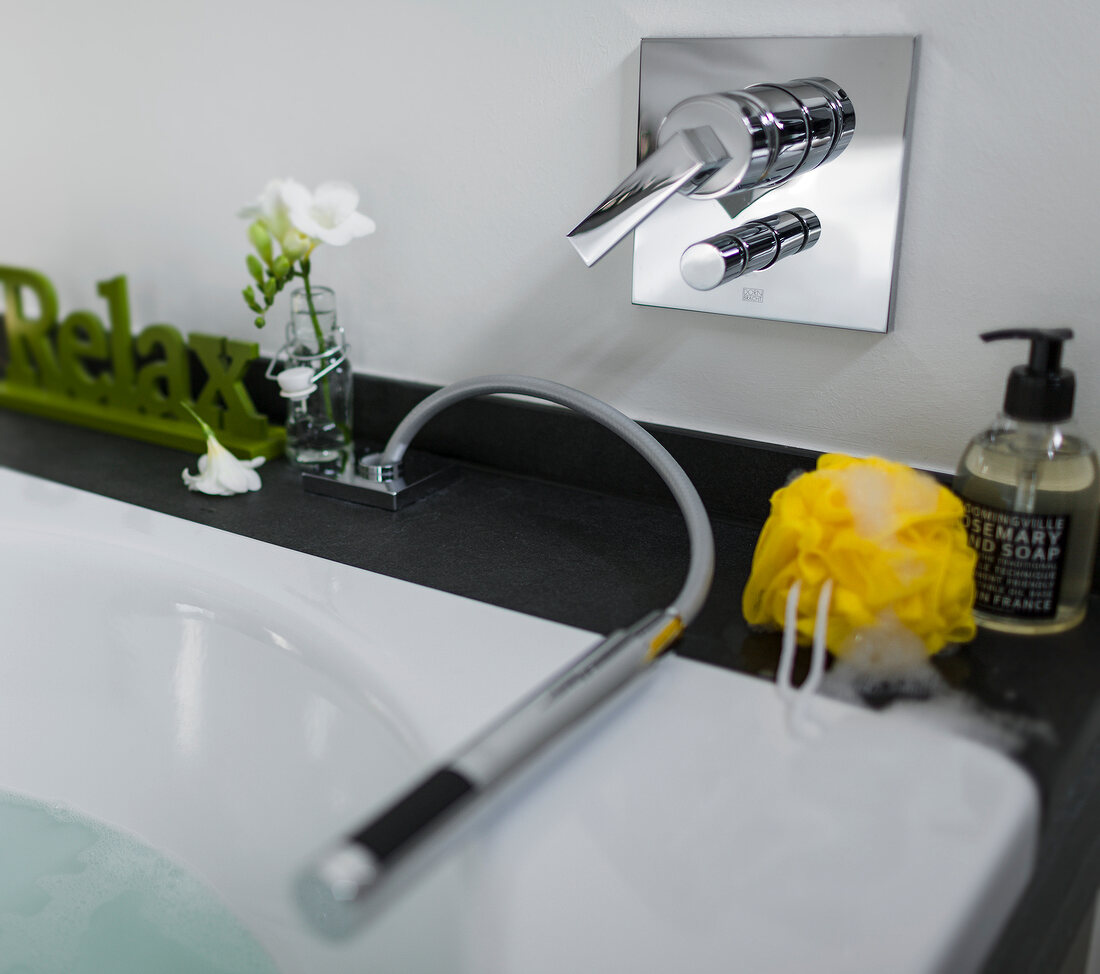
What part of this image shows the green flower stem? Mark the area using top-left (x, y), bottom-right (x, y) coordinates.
top-left (300, 272), bottom-right (326, 351)
top-left (297, 267), bottom-right (337, 427)
top-left (180, 400), bottom-right (217, 441)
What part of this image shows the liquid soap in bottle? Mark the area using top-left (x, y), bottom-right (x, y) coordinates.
top-left (954, 328), bottom-right (1099, 634)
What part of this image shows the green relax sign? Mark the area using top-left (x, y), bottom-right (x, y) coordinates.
top-left (0, 266), bottom-right (283, 458)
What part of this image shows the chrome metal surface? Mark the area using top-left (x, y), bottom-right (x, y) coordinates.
top-left (738, 223), bottom-right (784, 273)
top-left (630, 36), bottom-right (917, 331)
top-left (653, 93), bottom-right (773, 203)
top-left (569, 68), bottom-right (854, 266)
top-left (759, 79), bottom-right (846, 174)
top-left (740, 85), bottom-right (814, 188)
top-left (302, 453), bottom-right (459, 511)
top-left (680, 237), bottom-right (743, 291)
top-left (357, 453), bottom-right (403, 483)
top-left (567, 126), bottom-right (728, 267)
top-left (680, 208), bottom-right (820, 291)
top-left (762, 208), bottom-right (822, 257)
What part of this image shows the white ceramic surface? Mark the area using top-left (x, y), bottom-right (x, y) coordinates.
top-left (0, 466), bottom-right (1038, 972)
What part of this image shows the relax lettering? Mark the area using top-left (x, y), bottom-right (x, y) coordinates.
top-left (0, 266), bottom-right (267, 438)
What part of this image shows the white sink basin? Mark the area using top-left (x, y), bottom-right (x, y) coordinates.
top-left (0, 465), bottom-right (1038, 972)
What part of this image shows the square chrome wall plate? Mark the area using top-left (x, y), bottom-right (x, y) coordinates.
top-left (631, 36), bottom-right (917, 333)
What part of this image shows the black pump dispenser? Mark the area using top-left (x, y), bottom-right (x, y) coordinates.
top-left (982, 328), bottom-right (1076, 423)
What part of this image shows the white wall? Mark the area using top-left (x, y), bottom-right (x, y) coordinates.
top-left (3, 0), bottom-right (1098, 472)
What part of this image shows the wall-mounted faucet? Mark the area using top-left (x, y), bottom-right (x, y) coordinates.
top-left (568, 79), bottom-right (852, 267)
top-left (565, 37), bottom-right (917, 333)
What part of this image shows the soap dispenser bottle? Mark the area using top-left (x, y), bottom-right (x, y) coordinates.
top-left (954, 328), bottom-right (1099, 634)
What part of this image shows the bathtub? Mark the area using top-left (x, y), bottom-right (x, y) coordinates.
top-left (0, 465), bottom-right (1038, 972)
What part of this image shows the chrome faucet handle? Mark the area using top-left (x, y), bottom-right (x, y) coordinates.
top-left (567, 77), bottom-right (853, 266)
top-left (566, 126), bottom-right (728, 267)
top-left (680, 208), bottom-right (821, 291)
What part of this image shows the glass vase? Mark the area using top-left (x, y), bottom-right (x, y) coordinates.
top-left (283, 286), bottom-right (353, 473)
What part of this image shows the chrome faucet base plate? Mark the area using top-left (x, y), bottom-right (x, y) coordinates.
top-left (632, 36), bottom-right (916, 332)
top-left (302, 453), bottom-right (460, 511)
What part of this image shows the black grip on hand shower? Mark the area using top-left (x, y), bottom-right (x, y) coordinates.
top-left (352, 768), bottom-right (475, 864)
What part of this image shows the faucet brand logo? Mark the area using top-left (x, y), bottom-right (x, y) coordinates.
top-left (0, 266), bottom-right (283, 458)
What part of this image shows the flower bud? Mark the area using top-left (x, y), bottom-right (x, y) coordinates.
top-left (242, 286), bottom-right (262, 313)
top-left (246, 254), bottom-right (265, 286)
top-left (280, 230), bottom-right (311, 261)
top-left (248, 221), bottom-right (274, 266)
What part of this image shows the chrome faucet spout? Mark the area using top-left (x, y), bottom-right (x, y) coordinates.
top-left (566, 126), bottom-right (728, 266)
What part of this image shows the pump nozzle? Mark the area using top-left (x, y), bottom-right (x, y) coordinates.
top-left (980, 327), bottom-right (1076, 422)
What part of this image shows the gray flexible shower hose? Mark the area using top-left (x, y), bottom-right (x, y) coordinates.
top-left (378, 374), bottom-right (715, 625)
top-left (298, 375), bottom-right (716, 935)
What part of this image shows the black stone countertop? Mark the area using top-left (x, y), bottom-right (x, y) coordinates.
top-left (0, 385), bottom-right (1097, 974)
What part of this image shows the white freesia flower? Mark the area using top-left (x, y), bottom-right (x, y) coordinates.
top-left (239, 177), bottom-right (304, 243)
top-left (181, 404), bottom-right (264, 496)
top-left (238, 176), bottom-right (375, 330)
top-left (285, 180), bottom-right (376, 246)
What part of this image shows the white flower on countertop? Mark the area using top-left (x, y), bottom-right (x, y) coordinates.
top-left (284, 180), bottom-right (376, 246)
top-left (180, 403), bottom-right (264, 496)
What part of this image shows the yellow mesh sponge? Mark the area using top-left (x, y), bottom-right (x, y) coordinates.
top-left (742, 454), bottom-right (977, 656)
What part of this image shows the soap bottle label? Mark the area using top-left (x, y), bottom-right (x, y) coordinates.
top-left (962, 501), bottom-right (1071, 619)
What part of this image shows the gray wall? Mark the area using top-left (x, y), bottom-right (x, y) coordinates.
top-left (4, 0), bottom-right (1098, 471)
